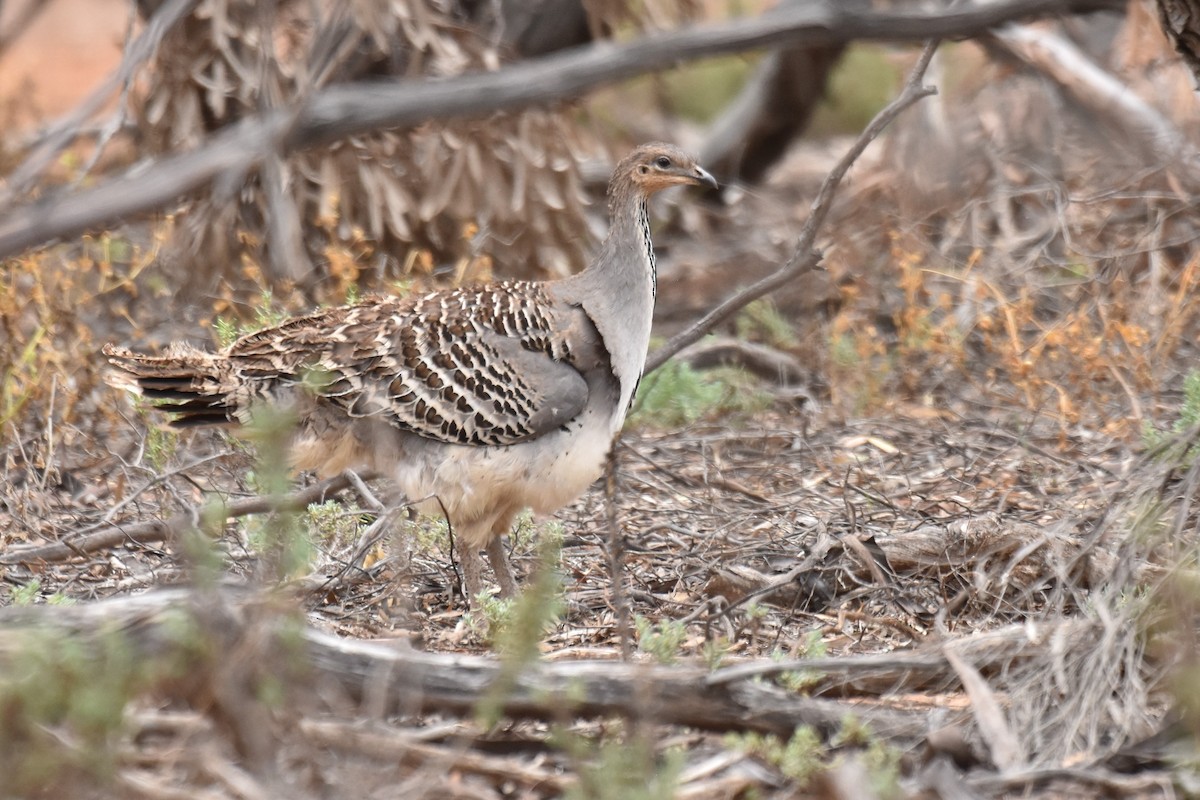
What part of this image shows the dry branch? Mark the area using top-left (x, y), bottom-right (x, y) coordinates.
top-left (645, 37), bottom-right (941, 372)
top-left (0, 0), bottom-right (1123, 260)
top-left (990, 23), bottom-right (1199, 166)
top-left (0, 474), bottom-right (356, 566)
top-left (0, 586), bottom-right (936, 741)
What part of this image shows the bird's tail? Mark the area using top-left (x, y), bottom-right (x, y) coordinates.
top-left (103, 342), bottom-right (240, 428)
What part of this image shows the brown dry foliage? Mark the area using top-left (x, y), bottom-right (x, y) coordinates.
top-left (131, 0), bottom-right (697, 297)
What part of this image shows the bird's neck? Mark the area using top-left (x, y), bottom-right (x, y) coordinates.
top-left (569, 187), bottom-right (658, 418)
top-left (593, 189), bottom-right (656, 296)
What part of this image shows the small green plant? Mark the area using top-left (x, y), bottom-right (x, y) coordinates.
top-left (631, 361), bottom-right (767, 429)
top-left (214, 289), bottom-right (291, 348)
top-left (632, 360), bottom-right (723, 428)
top-left (252, 290), bottom-right (290, 331)
top-left (736, 298), bottom-right (799, 349)
top-left (725, 726), bottom-right (826, 785)
top-left (144, 424), bottom-right (179, 471)
top-left (10, 579), bottom-right (41, 606)
top-left (214, 316), bottom-right (240, 348)
top-left (304, 500), bottom-right (364, 549)
top-left (558, 727), bottom-right (685, 800)
top-left (703, 636), bottom-right (732, 671)
top-left (507, 511), bottom-right (564, 557)
top-left (727, 718), bottom-right (902, 794)
top-left (829, 332), bottom-right (860, 369)
top-left (634, 615), bottom-right (688, 665)
top-left (772, 631), bottom-right (828, 694)
top-left (0, 627), bottom-right (143, 795)
top-left (475, 535), bottom-right (566, 726)
top-left (745, 601), bottom-right (768, 621)
top-left (411, 514), bottom-right (451, 553)
top-left (242, 405), bottom-right (310, 581)
top-left (1143, 370), bottom-right (1200, 462)
top-left (860, 738), bottom-right (903, 798)
top-left (469, 592), bottom-right (517, 640)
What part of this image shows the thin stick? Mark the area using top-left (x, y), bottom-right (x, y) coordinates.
top-left (1, 0), bottom-right (196, 202)
top-left (644, 40), bottom-right (941, 373)
top-left (604, 445), bottom-right (633, 660)
top-left (0, 473), bottom-right (354, 565)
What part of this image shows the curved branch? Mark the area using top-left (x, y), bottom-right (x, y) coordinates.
top-left (644, 40), bottom-right (940, 373)
top-left (0, 0), bottom-right (1122, 260)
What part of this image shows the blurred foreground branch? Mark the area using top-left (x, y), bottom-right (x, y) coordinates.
top-left (0, 0), bottom-right (1122, 260)
top-left (0, 586), bottom-right (1103, 740)
top-left (0, 473), bottom-right (357, 566)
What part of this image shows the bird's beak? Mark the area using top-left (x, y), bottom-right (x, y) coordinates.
top-left (693, 166), bottom-right (718, 190)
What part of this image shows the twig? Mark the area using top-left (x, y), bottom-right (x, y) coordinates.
top-left (644, 39), bottom-right (941, 373)
top-left (342, 469), bottom-right (385, 512)
top-left (0, 0), bottom-right (1122, 259)
top-left (0, 474), bottom-right (354, 565)
top-left (604, 447), bottom-right (633, 661)
top-left (968, 765), bottom-right (1173, 794)
top-left (69, 3), bottom-right (142, 190)
top-left (945, 646), bottom-right (1023, 770)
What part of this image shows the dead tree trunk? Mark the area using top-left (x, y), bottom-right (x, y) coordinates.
top-left (701, 0), bottom-right (865, 185)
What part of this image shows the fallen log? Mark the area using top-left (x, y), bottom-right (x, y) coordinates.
top-left (0, 587), bottom-right (936, 741)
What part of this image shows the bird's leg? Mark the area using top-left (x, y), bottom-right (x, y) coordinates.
top-left (485, 534), bottom-right (518, 598)
top-left (459, 544), bottom-right (489, 609)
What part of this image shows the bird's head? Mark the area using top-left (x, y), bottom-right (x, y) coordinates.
top-left (613, 143), bottom-right (718, 198)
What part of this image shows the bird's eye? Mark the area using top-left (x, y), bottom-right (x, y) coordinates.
top-left (654, 156), bottom-right (672, 169)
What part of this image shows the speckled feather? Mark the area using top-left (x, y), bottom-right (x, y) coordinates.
top-left (105, 280), bottom-right (605, 446)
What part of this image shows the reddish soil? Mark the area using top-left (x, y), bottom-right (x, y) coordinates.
top-left (0, 0), bottom-right (125, 128)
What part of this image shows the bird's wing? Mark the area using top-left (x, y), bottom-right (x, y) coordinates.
top-left (227, 283), bottom-right (601, 446)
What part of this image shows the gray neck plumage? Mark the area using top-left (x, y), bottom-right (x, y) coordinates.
top-left (566, 190), bottom-right (658, 418)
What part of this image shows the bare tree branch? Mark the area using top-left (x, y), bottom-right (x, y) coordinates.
top-left (991, 23), bottom-right (1200, 165)
top-left (0, 586), bottom-right (938, 740)
top-left (0, 0), bottom-right (1122, 260)
top-left (0, 473), bottom-right (357, 566)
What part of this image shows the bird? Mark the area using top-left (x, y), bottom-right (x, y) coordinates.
top-left (104, 142), bottom-right (718, 606)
